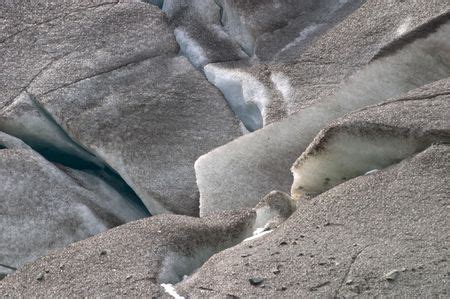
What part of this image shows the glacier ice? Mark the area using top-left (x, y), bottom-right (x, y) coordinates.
top-left (197, 21), bottom-right (450, 215)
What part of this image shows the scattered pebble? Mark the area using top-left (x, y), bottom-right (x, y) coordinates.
top-left (59, 264), bottom-right (65, 270)
top-left (279, 241), bottom-right (288, 246)
top-left (308, 281), bottom-right (330, 291)
top-left (272, 268), bottom-right (280, 274)
top-left (126, 274), bottom-right (133, 280)
top-left (100, 250), bottom-right (108, 256)
top-left (249, 277), bottom-right (264, 286)
top-left (384, 270), bottom-right (400, 281)
top-left (36, 273), bottom-right (44, 281)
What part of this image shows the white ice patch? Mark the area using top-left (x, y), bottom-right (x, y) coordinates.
top-left (271, 72), bottom-right (295, 111)
top-left (396, 17), bottom-right (412, 36)
top-left (243, 230), bottom-right (272, 242)
top-left (161, 283), bottom-right (185, 299)
top-left (174, 27), bottom-right (209, 68)
top-left (278, 24), bottom-right (323, 54)
top-left (204, 64), bottom-right (268, 131)
top-left (364, 169), bottom-right (380, 176)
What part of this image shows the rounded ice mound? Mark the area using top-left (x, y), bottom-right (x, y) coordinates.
top-left (254, 190), bottom-right (297, 231)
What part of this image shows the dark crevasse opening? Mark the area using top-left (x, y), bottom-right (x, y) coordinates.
top-left (0, 92), bottom-right (150, 216)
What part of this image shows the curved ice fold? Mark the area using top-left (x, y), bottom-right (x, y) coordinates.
top-left (204, 64), bottom-right (267, 131)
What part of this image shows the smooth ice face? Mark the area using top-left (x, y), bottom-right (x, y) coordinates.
top-left (204, 64), bottom-right (266, 131)
top-left (291, 79), bottom-right (450, 198)
top-left (197, 21), bottom-right (450, 215)
top-left (291, 133), bottom-right (427, 197)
